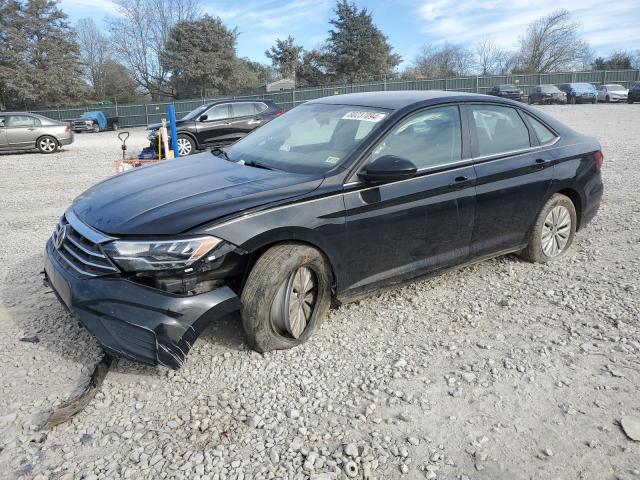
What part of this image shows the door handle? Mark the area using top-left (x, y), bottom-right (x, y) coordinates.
top-left (532, 158), bottom-right (547, 170)
top-left (450, 176), bottom-right (472, 190)
top-left (247, 119), bottom-right (262, 125)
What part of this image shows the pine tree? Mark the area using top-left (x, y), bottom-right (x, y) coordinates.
top-left (325, 0), bottom-right (401, 83)
top-left (0, 0), bottom-right (88, 109)
top-left (265, 36), bottom-right (304, 80)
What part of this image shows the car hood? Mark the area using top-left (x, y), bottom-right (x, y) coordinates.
top-left (71, 153), bottom-right (324, 236)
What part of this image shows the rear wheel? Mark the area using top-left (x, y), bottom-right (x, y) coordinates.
top-left (37, 136), bottom-right (58, 154)
top-left (519, 194), bottom-right (576, 263)
top-left (241, 243), bottom-right (332, 352)
top-left (175, 134), bottom-right (195, 156)
top-left (111, 122), bottom-right (119, 131)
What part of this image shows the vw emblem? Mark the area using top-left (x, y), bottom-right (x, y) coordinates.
top-left (55, 225), bottom-right (67, 250)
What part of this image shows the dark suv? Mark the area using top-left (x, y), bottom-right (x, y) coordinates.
top-left (147, 99), bottom-right (283, 156)
top-left (488, 84), bottom-right (523, 101)
top-left (628, 82), bottom-right (640, 103)
top-left (528, 85), bottom-right (567, 105)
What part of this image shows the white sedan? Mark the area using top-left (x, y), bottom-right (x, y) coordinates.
top-left (597, 84), bottom-right (628, 103)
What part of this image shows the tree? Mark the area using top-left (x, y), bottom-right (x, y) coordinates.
top-left (265, 36), bottom-right (303, 81)
top-left (101, 60), bottom-right (141, 102)
top-left (592, 51), bottom-right (633, 70)
top-left (161, 15), bottom-right (238, 99)
top-left (324, 0), bottom-right (401, 83)
top-left (296, 49), bottom-right (331, 86)
top-left (76, 18), bottom-right (110, 100)
top-left (108, 0), bottom-right (200, 99)
top-left (475, 37), bottom-right (511, 75)
top-left (410, 43), bottom-right (474, 79)
top-left (234, 58), bottom-right (271, 93)
top-left (0, 0), bottom-right (88, 109)
top-left (515, 9), bottom-right (592, 73)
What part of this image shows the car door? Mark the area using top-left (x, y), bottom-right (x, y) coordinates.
top-left (343, 105), bottom-right (476, 292)
top-left (0, 115), bottom-right (7, 148)
top-left (6, 115), bottom-right (41, 148)
top-left (194, 103), bottom-right (232, 146)
top-left (465, 103), bottom-right (554, 257)
top-left (227, 102), bottom-right (262, 141)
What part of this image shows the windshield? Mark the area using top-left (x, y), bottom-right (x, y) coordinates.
top-left (181, 104), bottom-right (209, 121)
top-left (573, 83), bottom-right (596, 92)
top-left (225, 103), bottom-right (389, 174)
top-left (607, 84), bottom-right (625, 91)
top-left (540, 85), bottom-right (560, 92)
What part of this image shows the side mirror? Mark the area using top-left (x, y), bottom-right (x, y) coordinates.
top-left (358, 155), bottom-right (418, 183)
top-left (199, 114), bottom-right (208, 122)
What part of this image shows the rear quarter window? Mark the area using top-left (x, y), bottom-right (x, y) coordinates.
top-left (525, 113), bottom-right (557, 145)
top-left (470, 105), bottom-right (530, 156)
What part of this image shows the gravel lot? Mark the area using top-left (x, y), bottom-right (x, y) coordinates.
top-left (1, 104), bottom-right (639, 480)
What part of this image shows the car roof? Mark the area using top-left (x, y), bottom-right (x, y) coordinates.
top-left (308, 90), bottom-right (498, 110)
top-left (207, 99), bottom-right (272, 106)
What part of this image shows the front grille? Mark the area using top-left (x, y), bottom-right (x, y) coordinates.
top-left (51, 216), bottom-right (119, 278)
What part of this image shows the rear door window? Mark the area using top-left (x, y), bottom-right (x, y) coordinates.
top-left (9, 115), bottom-right (40, 127)
top-left (232, 103), bottom-right (256, 118)
top-left (0, 116), bottom-right (6, 127)
top-left (254, 103), bottom-right (268, 114)
top-left (470, 105), bottom-right (530, 157)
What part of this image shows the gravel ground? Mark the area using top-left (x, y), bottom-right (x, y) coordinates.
top-left (1, 105), bottom-right (639, 480)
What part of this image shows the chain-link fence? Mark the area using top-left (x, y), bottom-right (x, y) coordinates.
top-left (29, 69), bottom-right (640, 128)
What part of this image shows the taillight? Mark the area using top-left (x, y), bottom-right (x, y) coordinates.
top-left (275, 108), bottom-right (284, 116)
top-left (594, 150), bottom-right (604, 169)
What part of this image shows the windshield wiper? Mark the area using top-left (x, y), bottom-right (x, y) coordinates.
top-left (211, 147), bottom-right (231, 161)
top-left (242, 160), bottom-right (274, 171)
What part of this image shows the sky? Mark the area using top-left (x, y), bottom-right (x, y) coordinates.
top-left (60, 0), bottom-right (640, 68)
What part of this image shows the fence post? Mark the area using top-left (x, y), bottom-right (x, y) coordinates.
top-left (292, 87), bottom-right (296, 109)
top-left (115, 99), bottom-right (119, 118)
top-left (144, 104), bottom-right (149, 126)
top-left (384, 75), bottom-right (387, 91)
top-left (603, 70), bottom-right (607, 85)
top-left (475, 76), bottom-right (479, 93)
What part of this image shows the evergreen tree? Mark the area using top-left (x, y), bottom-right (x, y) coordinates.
top-left (161, 15), bottom-right (238, 99)
top-left (0, 0), bottom-right (87, 109)
top-left (324, 0), bottom-right (401, 83)
top-left (265, 36), bottom-right (304, 80)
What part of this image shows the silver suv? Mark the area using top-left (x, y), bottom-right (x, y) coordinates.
top-left (0, 112), bottom-right (74, 153)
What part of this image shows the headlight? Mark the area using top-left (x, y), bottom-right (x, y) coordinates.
top-left (103, 236), bottom-right (223, 272)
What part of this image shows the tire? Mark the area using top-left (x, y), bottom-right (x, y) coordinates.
top-left (111, 122), bottom-right (119, 131)
top-left (605, 95), bottom-right (610, 103)
top-left (518, 194), bottom-right (577, 263)
top-left (37, 135), bottom-right (59, 154)
top-left (241, 243), bottom-right (333, 353)
top-left (175, 134), bottom-right (195, 156)
top-left (569, 95), bottom-right (576, 105)
top-left (592, 98), bottom-right (597, 104)
top-left (92, 123), bottom-right (100, 133)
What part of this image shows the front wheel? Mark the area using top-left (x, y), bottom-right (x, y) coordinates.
top-left (92, 123), bottom-right (100, 133)
top-left (111, 122), bottom-right (119, 131)
top-left (175, 134), bottom-right (195, 156)
top-left (241, 243), bottom-right (332, 352)
top-left (518, 194), bottom-right (577, 263)
top-left (37, 136), bottom-right (59, 154)
top-left (569, 95), bottom-right (576, 105)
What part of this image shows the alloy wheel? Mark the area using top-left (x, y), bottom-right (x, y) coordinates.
top-left (176, 137), bottom-right (192, 156)
top-left (39, 137), bottom-right (56, 153)
top-left (271, 266), bottom-right (318, 339)
top-left (541, 206), bottom-right (571, 257)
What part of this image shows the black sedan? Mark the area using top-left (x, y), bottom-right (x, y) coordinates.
top-left (147, 99), bottom-right (283, 156)
top-left (528, 85), bottom-right (567, 105)
top-left (488, 84), bottom-right (523, 101)
top-left (44, 91), bottom-right (603, 368)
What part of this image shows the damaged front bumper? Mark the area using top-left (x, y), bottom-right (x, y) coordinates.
top-left (44, 240), bottom-right (241, 368)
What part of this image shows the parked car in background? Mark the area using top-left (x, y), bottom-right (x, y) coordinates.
top-left (0, 112), bottom-right (73, 153)
top-left (597, 84), bottom-right (628, 103)
top-left (528, 85), bottom-right (567, 105)
top-left (488, 84), bottom-right (523, 101)
top-left (44, 91), bottom-right (604, 368)
top-left (627, 82), bottom-right (640, 103)
top-left (70, 111), bottom-right (120, 133)
top-left (147, 99), bottom-right (284, 156)
top-left (558, 83), bottom-right (597, 104)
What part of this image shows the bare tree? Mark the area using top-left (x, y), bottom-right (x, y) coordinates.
top-left (475, 37), bottom-right (511, 75)
top-left (515, 9), bottom-right (592, 73)
top-left (76, 18), bottom-right (110, 100)
top-left (410, 43), bottom-right (474, 79)
top-left (107, 0), bottom-right (200, 99)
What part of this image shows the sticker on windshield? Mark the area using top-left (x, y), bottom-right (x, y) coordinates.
top-left (341, 111), bottom-right (386, 122)
top-left (325, 156), bottom-right (340, 165)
